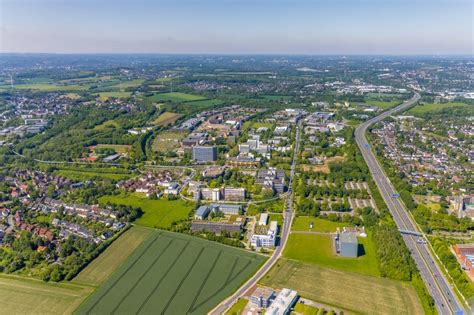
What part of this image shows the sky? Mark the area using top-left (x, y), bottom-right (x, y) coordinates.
top-left (0, 0), bottom-right (473, 55)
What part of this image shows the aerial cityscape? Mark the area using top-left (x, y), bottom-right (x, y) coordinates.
top-left (0, 1), bottom-right (473, 315)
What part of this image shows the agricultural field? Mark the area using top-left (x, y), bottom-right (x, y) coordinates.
top-left (292, 216), bottom-right (352, 233)
top-left (76, 230), bottom-right (265, 315)
top-left (0, 274), bottom-right (92, 315)
top-left (73, 226), bottom-right (152, 286)
top-left (148, 92), bottom-right (206, 103)
top-left (260, 259), bottom-right (423, 315)
top-left (408, 102), bottom-right (470, 114)
top-left (15, 83), bottom-right (89, 91)
top-left (106, 79), bottom-right (144, 89)
top-left (95, 91), bottom-right (132, 101)
top-left (152, 130), bottom-right (188, 152)
top-left (99, 193), bottom-right (194, 229)
top-left (152, 112), bottom-right (183, 126)
top-left (284, 233), bottom-right (379, 277)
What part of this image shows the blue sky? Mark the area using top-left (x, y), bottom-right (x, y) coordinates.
top-left (0, 0), bottom-right (472, 54)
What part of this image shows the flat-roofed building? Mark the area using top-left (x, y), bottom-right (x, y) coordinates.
top-left (193, 146), bottom-right (217, 162)
top-left (224, 187), bottom-right (246, 200)
top-left (251, 221), bottom-right (278, 248)
top-left (259, 213), bottom-right (269, 226)
top-left (194, 205), bottom-right (211, 220)
top-left (265, 288), bottom-right (298, 315)
top-left (250, 287), bottom-right (275, 308)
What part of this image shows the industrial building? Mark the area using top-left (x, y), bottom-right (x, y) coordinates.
top-left (192, 146), bottom-right (217, 162)
top-left (264, 288), bottom-right (298, 315)
top-left (336, 231), bottom-right (358, 257)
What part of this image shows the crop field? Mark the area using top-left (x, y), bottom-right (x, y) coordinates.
top-left (292, 216), bottom-right (351, 233)
top-left (76, 230), bottom-right (265, 315)
top-left (95, 91), bottom-right (132, 101)
top-left (260, 258), bottom-right (423, 315)
top-left (99, 193), bottom-right (194, 228)
top-left (107, 79), bottom-right (145, 89)
top-left (152, 112), bottom-right (183, 126)
top-left (15, 83), bottom-right (89, 91)
top-left (408, 102), bottom-right (470, 114)
top-left (284, 233), bottom-right (379, 277)
top-left (152, 130), bottom-right (188, 152)
top-left (0, 274), bottom-right (92, 315)
top-left (73, 226), bottom-right (152, 286)
top-left (148, 92), bottom-right (206, 103)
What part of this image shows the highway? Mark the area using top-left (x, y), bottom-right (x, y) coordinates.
top-left (355, 92), bottom-right (465, 315)
top-left (209, 120), bottom-right (302, 315)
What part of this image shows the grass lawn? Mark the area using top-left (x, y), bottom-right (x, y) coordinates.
top-left (225, 298), bottom-right (249, 315)
top-left (95, 91), bottom-right (132, 101)
top-left (408, 102), bottom-right (470, 114)
top-left (152, 112), bottom-right (183, 126)
top-left (260, 258), bottom-right (423, 315)
top-left (99, 193), bottom-right (194, 229)
top-left (73, 226), bottom-right (152, 287)
top-left (0, 274), bottom-right (93, 315)
top-left (148, 92), bottom-right (206, 103)
top-left (93, 119), bottom-right (121, 130)
top-left (93, 144), bottom-right (132, 154)
top-left (76, 230), bottom-right (265, 315)
top-left (292, 217), bottom-right (351, 233)
top-left (292, 303), bottom-right (319, 315)
top-left (300, 156), bottom-right (346, 174)
top-left (284, 233), bottom-right (379, 277)
top-left (54, 169), bottom-right (133, 181)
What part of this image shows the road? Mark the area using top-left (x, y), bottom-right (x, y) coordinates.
top-left (355, 92), bottom-right (465, 315)
top-left (209, 120), bottom-right (302, 315)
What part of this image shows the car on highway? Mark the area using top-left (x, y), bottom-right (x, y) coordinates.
top-left (391, 193), bottom-right (400, 198)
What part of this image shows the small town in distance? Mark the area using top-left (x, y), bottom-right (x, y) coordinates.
top-left (0, 1), bottom-right (473, 315)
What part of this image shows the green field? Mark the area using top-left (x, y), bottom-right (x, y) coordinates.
top-left (95, 91), bottom-right (132, 101)
top-left (107, 79), bottom-right (144, 89)
top-left (292, 217), bottom-right (351, 233)
top-left (293, 303), bottom-right (319, 315)
top-left (260, 259), bottom-right (423, 315)
top-left (365, 100), bottom-right (401, 109)
top-left (15, 83), bottom-right (89, 91)
top-left (152, 112), bottom-right (183, 126)
top-left (225, 298), bottom-right (249, 315)
top-left (408, 102), bottom-right (470, 114)
top-left (148, 92), bottom-right (206, 102)
top-left (93, 119), bottom-right (121, 130)
top-left (0, 274), bottom-right (92, 314)
top-left (93, 144), bottom-right (132, 154)
top-left (99, 193), bottom-right (194, 228)
top-left (284, 233), bottom-right (379, 277)
top-left (73, 226), bottom-right (152, 286)
top-left (76, 230), bottom-right (266, 315)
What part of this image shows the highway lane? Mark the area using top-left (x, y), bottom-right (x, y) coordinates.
top-left (209, 120), bottom-right (302, 315)
top-left (355, 92), bottom-right (465, 315)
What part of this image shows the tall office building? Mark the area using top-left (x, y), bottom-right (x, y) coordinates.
top-left (192, 146), bottom-right (217, 162)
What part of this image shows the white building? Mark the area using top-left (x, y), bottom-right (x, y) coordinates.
top-left (251, 221), bottom-right (278, 248)
top-left (265, 288), bottom-right (298, 315)
top-left (259, 213), bottom-right (269, 226)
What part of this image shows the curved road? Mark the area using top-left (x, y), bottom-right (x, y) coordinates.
top-left (209, 120), bottom-right (302, 315)
top-left (355, 92), bottom-right (465, 314)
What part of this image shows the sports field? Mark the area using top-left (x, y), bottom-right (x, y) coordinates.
top-left (0, 274), bottom-right (92, 315)
top-left (93, 144), bottom-right (132, 154)
top-left (148, 92), bottom-right (206, 102)
top-left (99, 193), bottom-right (194, 228)
top-left (260, 258), bottom-right (423, 315)
top-left (73, 226), bottom-right (152, 286)
top-left (152, 111), bottom-right (183, 126)
top-left (76, 230), bottom-right (265, 315)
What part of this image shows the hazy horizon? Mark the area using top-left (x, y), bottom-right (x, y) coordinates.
top-left (1, 0), bottom-right (473, 55)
